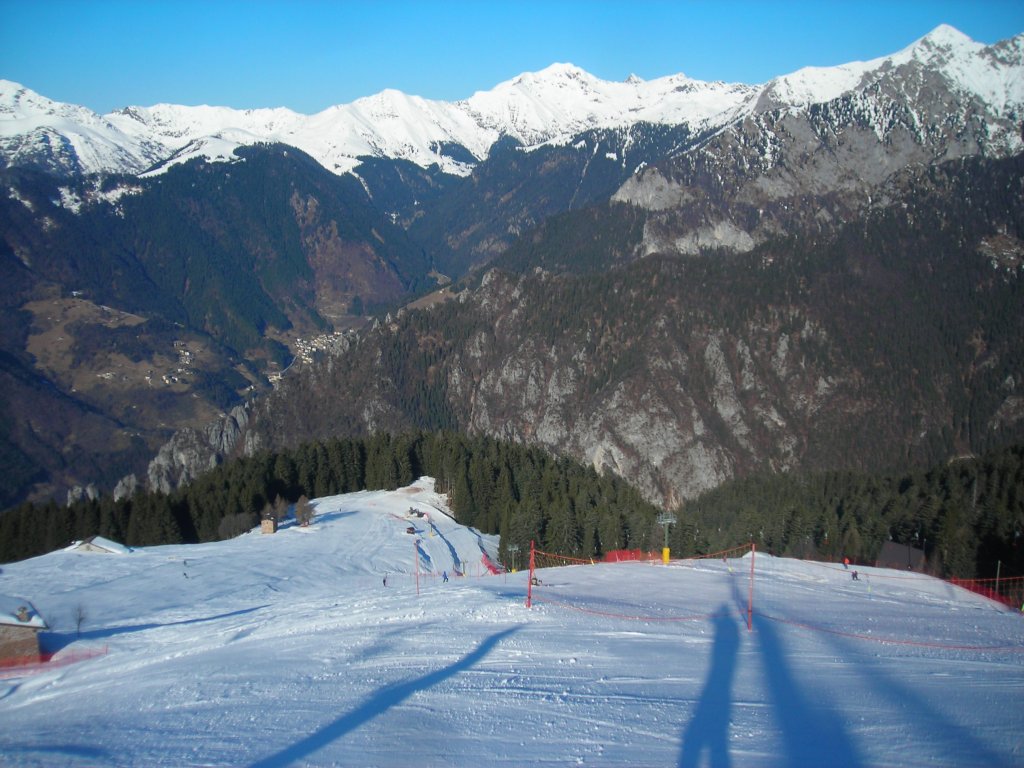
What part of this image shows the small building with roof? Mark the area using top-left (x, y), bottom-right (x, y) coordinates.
top-left (0, 595), bottom-right (48, 663)
top-left (875, 541), bottom-right (926, 572)
top-left (66, 535), bottom-right (132, 554)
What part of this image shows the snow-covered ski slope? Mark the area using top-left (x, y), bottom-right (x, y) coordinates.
top-left (1, 477), bottom-right (1021, 766)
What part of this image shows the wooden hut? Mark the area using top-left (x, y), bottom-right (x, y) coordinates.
top-left (875, 541), bottom-right (926, 572)
top-left (0, 595), bottom-right (48, 664)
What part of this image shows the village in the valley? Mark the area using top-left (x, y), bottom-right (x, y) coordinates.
top-left (267, 329), bottom-right (351, 384)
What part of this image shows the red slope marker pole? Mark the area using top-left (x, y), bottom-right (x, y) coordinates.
top-left (747, 542), bottom-right (756, 632)
top-left (527, 540), bottom-right (535, 608)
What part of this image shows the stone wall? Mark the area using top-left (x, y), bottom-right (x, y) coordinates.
top-left (0, 624), bottom-right (40, 662)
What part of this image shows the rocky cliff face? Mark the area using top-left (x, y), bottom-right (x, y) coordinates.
top-left (447, 272), bottom-right (800, 505)
top-left (145, 405), bottom-right (250, 494)
top-left (437, 270), bottom-right (889, 506)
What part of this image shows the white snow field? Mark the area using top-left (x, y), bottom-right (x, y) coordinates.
top-left (1, 477), bottom-right (1022, 767)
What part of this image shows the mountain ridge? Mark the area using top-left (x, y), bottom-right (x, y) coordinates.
top-left (2, 25), bottom-right (1020, 180)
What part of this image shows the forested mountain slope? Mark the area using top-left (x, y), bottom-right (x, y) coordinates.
top-left (0, 145), bottom-right (428, 505)
top-left (237, 154), bottom-right (1024, 507)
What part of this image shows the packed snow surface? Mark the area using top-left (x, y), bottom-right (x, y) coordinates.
top-left (1, 478), bottom-right (1022, 766)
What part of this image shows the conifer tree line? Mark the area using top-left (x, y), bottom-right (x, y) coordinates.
top-left (678, 443), bottom-right (1024, 579)
top-left (2, 434), bottom-right (1022, 580)
top-left (0, 432), bottom-right (662, 566)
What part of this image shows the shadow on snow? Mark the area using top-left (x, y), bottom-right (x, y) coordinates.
top-left (787, 608), bottom-right (1014, 767)
top-left (751, 610), bottom-right (864, 767)
top-left (680, 606), bottom-right (739, 768)
top-left (248, 625), bottom-right (522, 768)
top-left (39, 605), bottom-right (269, 653)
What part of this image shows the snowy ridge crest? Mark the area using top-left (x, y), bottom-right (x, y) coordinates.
top-left (1, 25), bottom-right (1021, 179)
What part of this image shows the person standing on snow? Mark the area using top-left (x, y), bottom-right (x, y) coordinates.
top-left (442, 571), bottom-right (449, 583)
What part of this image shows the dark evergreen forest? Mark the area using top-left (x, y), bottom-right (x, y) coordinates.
top-left (0, 432), bottom-right (662, 568)
top-left (679, 443), bottom-right (1024, 580)
top-left (2, 433), bottom-right (1022, 581)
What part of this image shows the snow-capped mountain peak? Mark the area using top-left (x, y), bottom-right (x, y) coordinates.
top-left (892, 25), bottom-right (1024, 113)
top-left (0, 80), bottom-right (170, 176)
top-left (0, 25), bottom-right (1020, 179)
top-left (509, 61), bottom-right (592, 83)
top-left (906, 23), bottom-right (982, 58)
top-left (753, 24), bottom-right (1021, 114)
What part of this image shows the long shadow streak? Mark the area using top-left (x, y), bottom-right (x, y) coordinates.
top-left (39, 605), bottom-right (270, 653)
top-left (752, 611), bottom-right (863, 767)
top-left (679, 607), bottom-right (739, 768)
top-left (249, 625), bottom-right (521, 768)
top-left (799, 613), bottom-right (1011, 766)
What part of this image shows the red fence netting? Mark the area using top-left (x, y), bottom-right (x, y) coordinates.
top-left (519, 541), bottom-right (1023, 652)
top-left (603, 549), bottom-right (660, 562)
top-left (0, 645), bottom-right (108, 679)
top-left (526, 540), bottom-right (756, 629)
top-left (949, 575), bottom-right (1024, 610)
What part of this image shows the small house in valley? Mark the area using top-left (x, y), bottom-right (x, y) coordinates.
top-left (0, 595), bottom-right (48, 664)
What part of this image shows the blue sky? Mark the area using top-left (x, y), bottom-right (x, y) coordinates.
top-left (3, 1), bottom-right (1022, 114)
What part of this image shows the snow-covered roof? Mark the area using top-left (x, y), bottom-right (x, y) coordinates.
top-left (66, 535), bottom-right (132, 554)
top-left (0, 594), bottom-right (47, 629)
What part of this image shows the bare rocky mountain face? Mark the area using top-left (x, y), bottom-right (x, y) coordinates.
top-left (2, 26), bottom-right (1023, 508)
top-left (614, 32), bottom-right (1024, 257)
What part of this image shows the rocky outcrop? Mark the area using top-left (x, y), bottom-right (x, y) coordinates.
top-left (112, 474), bottom-right (138, 502)
top-left (67, 484), bottom-right (98, 506)
top-left (142, 405), bottom-right (250, 495)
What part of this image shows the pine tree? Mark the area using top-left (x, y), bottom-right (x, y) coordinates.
top-left (295, 495), bottom-right (314, 527)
